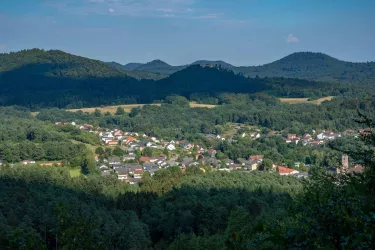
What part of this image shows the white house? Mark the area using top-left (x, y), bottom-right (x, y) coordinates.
top-left (317, 133), bottom-right (326, 140)
top-left (167, 144), bottom-right (176, 151)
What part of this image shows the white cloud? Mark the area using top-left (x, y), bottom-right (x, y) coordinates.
top-left (286, 33), bottom-right (299, 43)
top-left (157, 8), bottom-right (173, 12)
top-left (162, 13), bottom-right (175, 18)
top-left (198, 14), bottom-right (218, 19)
top-left (108, 8), bottom-right (115, 13)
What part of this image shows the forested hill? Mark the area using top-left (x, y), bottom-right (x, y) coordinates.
top-left (0, 49), bottom-right (162, 80)
top-left (0, 49), bottom-right (127, 77)
top-left (129, 59), bottom-right (186, 75)
top-left (234, 52), bottom-right (375, 84)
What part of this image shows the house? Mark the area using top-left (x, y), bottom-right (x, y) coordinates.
top-left (180, 141), bottom-right (193, 150)
top-left (113, 130), bottom-right (123, 137)
top-left (224, 159), bottom-right (234, 166)
top-left (124, 137), bottom-right (137, 144)
top-left (347, 165), bottom-right (364, 174)
top-left (158, 154), bottom-right (167, 161)
top-left (98, 165), bottom-right (111, 176)
top-left (195, 154), bottom-right (204, 160)
top-left (230, 164), bottom-right (242, 170)
top-left (200, 158), bottom-right (220, 167)
top-left (84, 124), bottom-right (93, 129)
top-left (22, 160), bottom-right (36, 165)
top-left (144, 165), bottom-right (160, 176)
top-left (287, 134), bottom-right (297, 140)
top-left (94, 154), bottom-right (100, 162)
top-left (296, 172), bottom-right (309, 179)
top-left (249, 133), bottom-right (261, 139)
top-left (207, 149), bottom-right (217, 157)
top-left (181, 157), bottom-right (195, 167)
top-left (317, 133), bottom-right (326, 140)
top-left (109, 156), bottom-right (121, 165)
top-left (243, 160), bottom-right (258, 171)
top-left (278, 166), bottom-right (299, 176)
top-left (102, 132), bottom-right (114, 138)
top-left (149, 157), bottom-right (159, 163)
top-left (249, 155), bottom-right (263, 163)
top-left (139, 156), bottom-right (150, 163)
top-left (107, 140), bottom-right (119, 146)
top-left (303, 134), bottom-right (312, 141)
top-left (311, 140), bottom-right (322, 146)
top-left (123, 154), bottom-right (136, 161)
top-left (133, 169), bottom-right (144, 178)
top-left (114, 167), bottom-right (128, 181)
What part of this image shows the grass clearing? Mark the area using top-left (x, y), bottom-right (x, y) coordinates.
top-left (69, 167), bottom-right (82, 178)
top-left (279, 96), bottom-right (334, 105)
top-left (67, 104), bottom-right (161, 114)
top-left (30, 102), bottom-right (217, 116)
top-left (189, 102), bottom-right (217, 109)
top-left (66, 102), bottom-right (216, 114)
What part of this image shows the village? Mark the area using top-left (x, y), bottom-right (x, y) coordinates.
top-left (12, 121), bottom-right (367, 184)
top-left (43, 122), bottom-right (367, 184)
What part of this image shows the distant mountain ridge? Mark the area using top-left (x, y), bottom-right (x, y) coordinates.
top-left (110, 52), bottom-right (375, 84)
top-left (112, 59), bottom-right (235, 76)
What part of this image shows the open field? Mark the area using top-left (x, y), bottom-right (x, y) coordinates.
top-left (189, 102), bottom-right (217, 108)
top-left (67, 104), bottom-right (161, 114)
top-left (279, 96), bottom-right (334, 105)
top-left (69, 167), bottom-right (82, 178)
top-left (67, 102), bottom-right (216, 114)
top-left (30, 102), bottom-right (216, 116)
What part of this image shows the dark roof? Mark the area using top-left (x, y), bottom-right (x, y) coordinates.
top-left (109, 156), bottom-right (121, 162)
top-left (115, 167), bottom-right (128, 175)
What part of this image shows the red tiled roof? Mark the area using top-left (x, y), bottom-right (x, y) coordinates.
top-left (139, 156), bottom-right (150, 162)
top-left (134, 169), bottom-right (144, 174)
top-left (249, 155), bottom-right (263, 161)
top-left (278, 166), bottom-right (295, 174)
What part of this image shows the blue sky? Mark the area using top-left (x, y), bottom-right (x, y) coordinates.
top-left (0, 0), bottom-right (374, 66)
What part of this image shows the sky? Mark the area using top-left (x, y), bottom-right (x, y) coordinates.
top-left (0, 0), bottom-right (374, 66)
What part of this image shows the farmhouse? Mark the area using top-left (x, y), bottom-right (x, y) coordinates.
top-left (278, 166), bottom-right (299, 176)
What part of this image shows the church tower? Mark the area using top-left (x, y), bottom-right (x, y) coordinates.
top-left (342, 154), bottom-right (349, 170)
